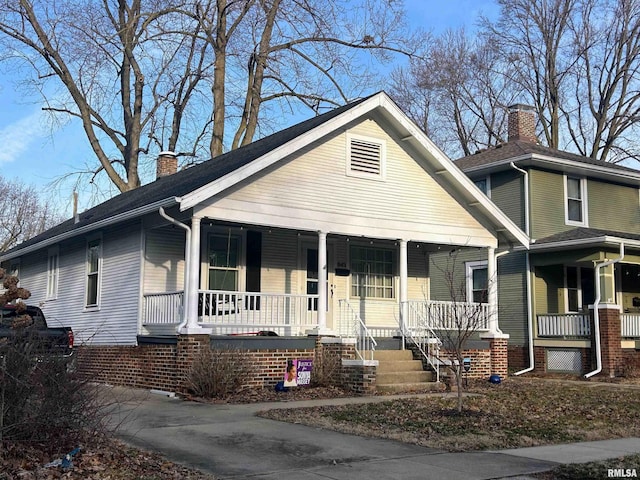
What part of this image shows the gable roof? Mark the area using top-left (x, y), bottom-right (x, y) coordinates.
top-left (455, 140), bottom-right (640, 185)
top-left (2, 92), bottom-right (529, 261)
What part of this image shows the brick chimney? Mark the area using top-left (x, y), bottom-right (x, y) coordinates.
top-left (507, 104), bottom-right (537, 143)
top-left (156, 151), bottom-right (178, 179)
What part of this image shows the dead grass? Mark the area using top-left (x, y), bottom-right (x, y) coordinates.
top-left (258, 377), bottom-right (640, 452)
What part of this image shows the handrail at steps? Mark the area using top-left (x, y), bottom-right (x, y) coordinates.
top-left (338, 300), bottom-right (377, 361)
top-left (402, 301), bottom-right (443, 382)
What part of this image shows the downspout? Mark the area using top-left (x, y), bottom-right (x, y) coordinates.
top-left (492, 249), bottom-right (511, 335)
top-left (585, 242), bottom-right (624, 379)
top-left (158, 207), bottom-right (191, 332)
top-left (510, 162), bottom-right (536, 376)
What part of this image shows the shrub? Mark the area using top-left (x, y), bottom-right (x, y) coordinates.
top-left (0, 330), bottom-right (106, 455)
top-left (186, 348), bottom-right (253, 398)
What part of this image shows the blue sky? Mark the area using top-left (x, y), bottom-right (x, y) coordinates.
top-left (0, 0), bottom-right (498, 216)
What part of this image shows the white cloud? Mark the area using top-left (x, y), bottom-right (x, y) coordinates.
top-left (0, 110), bottom-right (47, 166)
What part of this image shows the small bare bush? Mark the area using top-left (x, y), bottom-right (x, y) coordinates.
top-left (186, 348), bottom-right (253, 398)
top-left (311, 352), bottom-right (342, 387)
top-left (0, 331), bottom-right (107, 455)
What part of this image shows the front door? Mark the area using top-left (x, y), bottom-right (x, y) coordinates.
top-left (302, 242), bottom-right (334, 329)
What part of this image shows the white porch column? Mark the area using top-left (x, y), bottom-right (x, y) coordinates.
top-left (317, 231), bottom-right (328, 333)
top-left (399, 239), bottom-right (408, 336)
top-left (180, 215), bottom-right (211, 334)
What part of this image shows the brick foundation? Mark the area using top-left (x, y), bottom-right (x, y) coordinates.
top-left (593, 307), bottom-right (623, 377)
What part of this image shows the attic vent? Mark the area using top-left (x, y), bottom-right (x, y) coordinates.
top-left (347, 134), bottom-right (386, 180)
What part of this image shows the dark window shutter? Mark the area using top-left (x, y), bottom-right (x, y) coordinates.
top-left (246, 231), bottom-right (262, 309)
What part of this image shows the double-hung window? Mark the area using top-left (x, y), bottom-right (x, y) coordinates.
top-left (47, 247), bottom-right (59, 300)
top-left (565, 176), bottom-right (587, 225)
top-left (466, 261), bottom-right (488, 303)
top-left (350, 246), bottom-right (394, 299)
top-left (208, 234), bottom-right (240, 291)
top-left (474, 177), bottom-right (491, 197)
top-left (86, 238), bottom-right (101, 308)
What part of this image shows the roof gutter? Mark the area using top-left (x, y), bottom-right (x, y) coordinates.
top-left (0, 197), bottom-right (180, 262)
top-left (585, 242), bottom-right (625, 379)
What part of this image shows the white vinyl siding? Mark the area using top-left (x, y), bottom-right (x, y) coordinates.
top-left (17, 222), bottom-right (143, 345)
top-left (201, 118), bottom-right (494, 247)
top-left (144, 227), bottom-right (185, 293)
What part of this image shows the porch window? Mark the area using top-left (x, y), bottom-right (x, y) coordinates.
top-left (86, 238), bottom-right (101, 308)
top-left (565, 176), bottom-right (587, 225)
top-left (208, 234), bottom-right (240, 291)
top-left (466, 261), bottom-right (488, 303)
top-left (350, 246), bottom-right (394, 299)
top-left (46, 247), bottom-right (59, 300)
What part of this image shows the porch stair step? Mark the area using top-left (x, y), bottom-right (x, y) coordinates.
top-left (368, 348), bottom-right (442, 393)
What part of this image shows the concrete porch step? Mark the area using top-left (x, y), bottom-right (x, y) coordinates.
top-left (368, 349), bottom-right (415, 361)
top-left (377, 370), bottom-right (434, 385)
top-left (376, 360), bottom-right (424, 373)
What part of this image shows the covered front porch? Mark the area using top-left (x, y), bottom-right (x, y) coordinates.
top-left (139, 216), bottom-right (499, 352)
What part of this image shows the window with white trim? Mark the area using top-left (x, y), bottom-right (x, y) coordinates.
top-left (466, 261), bottom-right (488, 303)
top-left (8, 259), bottom-right (19, 279)
top-left (86, 238), bottom-right (102, 308)
top-left (565, 176), bottom-right (587, 225)
top-left (346, 134), bottom-right (386, 180)
top-left (474, 176), bottom-right (491, 197)
top-left (47, 247), bottom-right (59, 300)
top-left (350, 245), bottom-right (394, 299)
top-left (208, 234), bottom-right (240, 291)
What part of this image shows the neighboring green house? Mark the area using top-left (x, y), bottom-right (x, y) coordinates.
top-left (455, 105), bottom-right (640, 377)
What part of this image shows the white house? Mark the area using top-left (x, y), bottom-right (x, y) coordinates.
top-left (1, 92), bottom-right (528, 361)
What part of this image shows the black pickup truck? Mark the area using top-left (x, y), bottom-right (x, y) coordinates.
top-left (0, 304), bottom-right (74, 357)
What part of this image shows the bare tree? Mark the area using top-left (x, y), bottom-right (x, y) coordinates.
top-left (566, 0), bottom-right (640, 162)
top-left (0, 176), bottom-right (61, 253)
top-left (0, 0), bottom-right (416, 194)
top-left (391, 28), bottom-right (518, 158)
top-left (427, 250), bottom-right (493, 413)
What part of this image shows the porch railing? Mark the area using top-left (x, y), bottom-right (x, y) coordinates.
top-left (143, 291), bottom-right (183, 325)
top-left (197, 290), bottom-right (318, 335)
top-left (405, 300), bottom-right (490, 331)
top-left (403, 301), bottom-right (442, 382)
top-left (537, 314), bottom-right (590, 337)
top-left (142, 290), bottom-right (318, 336)
top-left (621, 313), bottom-right (640, 338)
top-left (338, 300), bottom-right (377, 361)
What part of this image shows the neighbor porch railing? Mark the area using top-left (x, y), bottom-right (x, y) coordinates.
top-left (142, 290), bottom-right (318, 336)
top-left (338, 300), bottom-right (377, 361)
top-left (536, 313), bottom-right (590, 337)
top-left (621, 313), bottom-right (640, 338)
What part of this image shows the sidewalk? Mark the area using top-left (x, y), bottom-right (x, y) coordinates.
top-left (109, 386), bottom-right (640, 480)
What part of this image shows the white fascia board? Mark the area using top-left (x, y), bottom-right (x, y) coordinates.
top-left (463, 153), bottom-right (640, 185)
top-left (0, 197), bottom-right (180, 262)
top-left (180, 95), bottom-right (387, 211)
top-left (379, 96), bottom-right (529, 249)
top-left (181, 91), bottom-right (527, 248)
top-left (527, 235), bottom-right (640, 252)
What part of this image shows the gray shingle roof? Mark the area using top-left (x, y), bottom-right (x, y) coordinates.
top-left (534, 227), bottom-right (640, 245)
top-left (4, 95), bottom-right (370, 256)
top-left (455, 140), bottom-right (639, 175)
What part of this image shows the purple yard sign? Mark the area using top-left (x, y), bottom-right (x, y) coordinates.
top-left (283, 358), bottom-right (313, 387)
